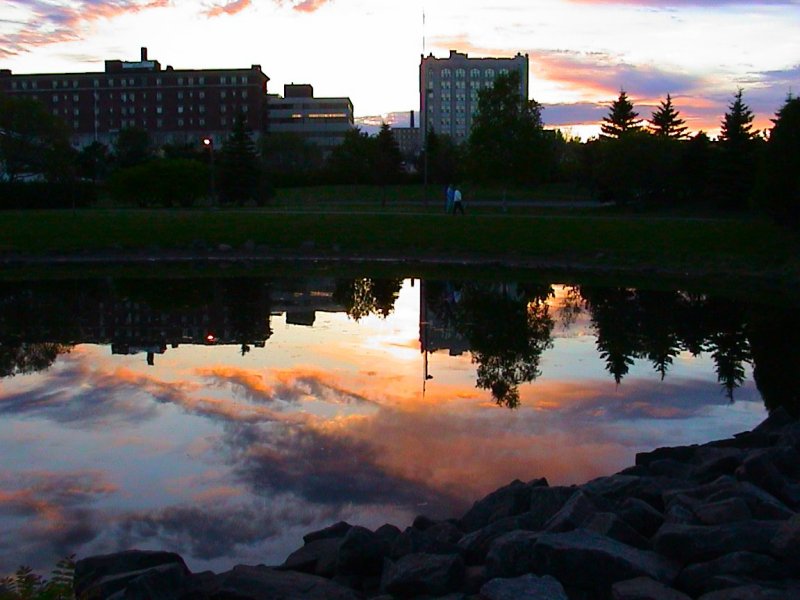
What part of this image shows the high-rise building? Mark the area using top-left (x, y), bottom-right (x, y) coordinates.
top-left (419, 50), bottom-right (529, 144)
top-left (266, 84), bottom-right (354, 154)
top-left (0, 48), bottom-right (269, 148)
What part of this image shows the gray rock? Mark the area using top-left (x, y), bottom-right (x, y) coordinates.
top-left (106, 563), bottom-right (188, 600)
top-left (677, 551), bottom-right (790, 596)
top-left (697, 583), bottom-right (800, 600)
top-left (336, 525), bottom-right (387, 576)
top-left (457, 514), bottom-right (536, 565)
top-left (652, 521), bottom-right (782, 564)
top-left (463, 564), bottom-right (487, 594)
top-left (484, 530), bottom-right (541, 579)
top-left (531, 529), bottom-right (680, 589)
top-left (663, 476), bottom-right (794, 521)
top-left (693, 497), bottom-right (752, 526)
top-left (374, 523), bottom-right (402, 543)
top-left (690, 447), bottom-right (744, 482)
top-left (281, 537), bottom-right (340, 577)
top-left (770, 513), bottom-right (800, 568)
top-left (460, 479), bottom-right (543, 532)
top-left (583, 475), bottom-right (687, 511)
top-left (636, 446), bottom-right (698, 469)
top-left (303, 521), bottom-right (352, 544)
top-left (528, 486), bottom-right (576, 529)
top-left (612, 576), bottom-right (691, 600)
top-left (647, 459), bottom-right (692, 479)
top-left (205, 565), bottom-right (360, 599)
top-left (544, 490), bottom-right (600, 533)
top-left (617, 497), bottom-right (665, 538)
top-left (425, 520), bottom-right (464, 545)
top-left (736, 450), bottom-right (796, 507)
top-left (585, 512), bottom-right (650, 550)
top-left (74, 550), bottom-right (189, 599)
top-left (380, 553), bottom-right (465, 597)
top-left (390, 526), bottom-right (462, 560)
top-left (481, 574), bottom-right (568, 600)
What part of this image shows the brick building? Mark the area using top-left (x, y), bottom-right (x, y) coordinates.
top-left (0, 48), bottom-right (269, 148)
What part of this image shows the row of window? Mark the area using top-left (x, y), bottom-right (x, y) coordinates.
top-left (10, 74), bottom-right (252, 90)
top-left (69, 115), bottom-right (244, 131)
top-left (432, 67), bottom-right (511, 79)
top-left (53, 104), bottom-right (247, 118)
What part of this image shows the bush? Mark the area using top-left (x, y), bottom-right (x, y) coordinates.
top-left (0, 181), bottom-right (96, 210)
top-left (106, 159), bottom-right (209, 207)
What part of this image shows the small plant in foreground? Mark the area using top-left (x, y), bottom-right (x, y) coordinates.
top-left (0, 556), bottom-right (74, 600)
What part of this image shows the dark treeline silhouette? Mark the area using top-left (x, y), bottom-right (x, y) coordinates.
top-left (1, 276), bottom-right (798, 415)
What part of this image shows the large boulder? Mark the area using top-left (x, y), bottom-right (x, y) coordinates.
top-left (380, 553), bottom-right (465, 597)
top-left (459, 479), bottom-right (546, 532)
top-left (585, 512), bottom-right (650, 550)
top-left (74, 550), bottom-right (190, 599)
top-left (336, 525), bottom-right (388, 576)
top-left (531, 529), bottom-right (680, 591)
top-left (390, 526), bottom-right (462, 559)
top-left (480, 574), bottom-right (568, 600)
top-left (653, 521), bottom-right (782, 564)
top-left (281, 537), bottom-right (341, 577)
top-left (616, 497), bottom-right (665, 538)
top-left (611, 576), bottom-right (691, 600)
top-left (527, 486), bottom-right (577, 529)
top-left (457, 514), bottom-right (536, 565)
top-left (196, 565), bottom-right (360, 599)
top-left (676, 551), bottom-right (791, 597)
top-left (303, 521), bottom-right (353, 544)
top-left (484, 530), bottom-right (541, 579)
top-left (543, 490), bottom-right (602, 533)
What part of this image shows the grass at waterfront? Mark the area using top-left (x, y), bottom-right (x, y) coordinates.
top-left (1, 208), bottom-right (796, 279)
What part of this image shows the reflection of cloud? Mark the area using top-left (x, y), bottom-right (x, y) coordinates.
top-left (0, 0), bottom-right (169, 58)
top-left (119, 497), bottom-right (338, 560)
top-left (0, 470), bottom-right (116, 573)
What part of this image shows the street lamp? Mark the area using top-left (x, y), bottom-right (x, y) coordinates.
top-left (202, 136), bottom-right (215, 205)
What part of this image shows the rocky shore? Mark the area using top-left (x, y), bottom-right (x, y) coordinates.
top-left (73, 409), bottom-right (800, 599)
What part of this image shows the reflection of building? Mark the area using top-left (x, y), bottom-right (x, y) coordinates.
top-left (419, 50), bottom-right (529, 144)
top-left (266, 84), bottom-right (354, 153)
top-left (0, 47), bottom-right (269, 148)
top-left (419, 280), bottom-right (470, 357)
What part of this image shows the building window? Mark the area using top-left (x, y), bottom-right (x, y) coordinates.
top-left (221, 90), bottom-right (227, 99)
top-left (485, 69), bottom-right (495, 79)
top-left (178, 91), bottom-right (184, 99)
top-left (456, 68), bottom-right (465, 79)
top-left (241, 90), bottom-right (247, 98)
top-left (177, 106), bottom-right (184, 114)
top-left (156, 92), bottom-right (162, 101)
top-left (199, 91), bottom-right (205, 99)
top-left (188, 77), bottom-right (194, 85)
top-left (500, 68), bottom-right (509, 76)
top-left (199, 77), bottom-right (205, 84)
top-left (156, 78), bottom-right (162, 86)
top-left (72, 94), bottom-right (79, 102)
top-left (157, 119), bottom-right (163, 128)
top-left (199, 105), bottom-right (206, 113)
top-left (221, 105), bottom-right (227, 113)
top-left (52, 94), bottom-right (59, 102)
top-left (220, 76), bottom-right (227, 84)
top-left (178, 77), bottom-right (184, 85)
top-left (242, 105), bottom-right (248, 113)
top-left (94, 79), bottom-right (99, 87)
top-left (199, 118), bottom-right (205, 126)
top-left (73, 120), bottom-right (79, 129)
top-left (109, 78), bottom-right (114, 86)
top-left (156, 106), bottom-right (163, 114)
top-left (442, 68), bottom-right (451, 79)
top-left (178, 118), bottom-right (184, 127)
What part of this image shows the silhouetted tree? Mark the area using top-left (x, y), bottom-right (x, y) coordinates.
top-left (748, 309), bottom-right (800, 416)
top-left (468, 71), bottom-right (549, 184)
top-left (218, 113), bottom-right (261, 205)
top-left (680, 132), bottom-right (714, 205)
top-left (717, 89), bottom-right (760, 208)
top-left (326, 128), bottom-right (374, 184)
top-left (754, 96), bottom-right (800, 228)
top-left (77, 141), bottom-right (112, 182)
top-left (260, 132), bottom-right (324, 187)
top-left (0, 343), bottom-right (72, 378)
top-left (0, 95), bottom-right (75, 182)
top-left (374, 123), bottom-right (404, 206)
top-left (582, 286), bottom-right (642, 384)
top-left (649, 94), bottom-right (688, 139)
top-left (421, 127), bottom-right (462, 186)
top-left (600, 90), bottom-right (642, 139)
top-left (114, 127), bottom-right (152, 169)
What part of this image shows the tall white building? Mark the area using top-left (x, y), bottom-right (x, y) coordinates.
top-left (419, 50), bottom-right (529, 144)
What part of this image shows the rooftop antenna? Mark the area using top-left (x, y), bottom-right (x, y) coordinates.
top-left (422, 7), bottom-right (426, 56)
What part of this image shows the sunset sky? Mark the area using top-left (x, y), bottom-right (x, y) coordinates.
top-left (1, 1), bottom-right (798, 136)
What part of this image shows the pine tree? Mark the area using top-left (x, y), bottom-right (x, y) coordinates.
top-left (600, 90), bottom-right (642, 138)
top-left (720, 89), bottom-right (756, 146)
top-left (649, 94), bottom-right (688, 139)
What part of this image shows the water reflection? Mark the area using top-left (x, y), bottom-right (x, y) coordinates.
top-left (0, 275), bottom-right (790, 574)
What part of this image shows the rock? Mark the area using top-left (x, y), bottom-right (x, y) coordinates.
top-left (693, 497), bottom-right (752, 526)
top-left (203, 565), bottom-right (360, 599)
top-left (412, 514), bottom-right (438, 531)
top-left (647, 459), bottom-right (692, 480)
top-left (484, 530), bottom-right (541, 579)
top-left (281, 537), bottom-right (340, 577)
top-left (380, 553), bottom-right (465, 597)
top-left (460, 479), bottom-right (542, 532)
top-left (663, 476), bottom-right (794, 521)
top-left (770, 513), bottom-right (800, 568)
top-left (612, 576), bottom-right (691, 600)
top-left (697, 583), bottom-right (800, 600)
top-left (617, 497), bottom-right (665, 538)
top-left (736, 450), bottom-right (797, 507)
top-left (480, 573), bottom-right (568, 600)
top-left (637, 446), bottom-right (698, 468)
top-left (425, 520), bottom-right (464, 545)
top-left (336, 525), bottom-right (387, 576)
top-left (690, 447), bottom-right (744, 482)
top-left (652, 521), bottom-right (782, 564)
top-left (303, 521), bottom-right (353, 544)
top-left (583, 475), bottom-right (687, 511)
top-left (74, 550), bottom-right (189, 599)
top-left (663, 495), bottom-right (699, 525)
top-left (677, 551), bottom-right (791, 596)
top-left (458, 514), bottom-right (536, 565)
top-left (463, 564), bottom-right (488, 594)
top-left (531, 529), bottom-right (680, 590)
top-left (585, 512), bottom-right (650, 550)
top-left (106, 563), bottom-right (189, 600)
top-left (390, 525), bottom-right (462, 559)
top-left (374, 523), bottom-right (402, 543)
top-left (751, 407), bottom-right (795, 435)
top-left (544, 490), bottom-right (602, 532)
top-left (528, 486), bottom-right (576, 529)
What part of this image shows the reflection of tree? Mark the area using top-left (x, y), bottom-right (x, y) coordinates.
top-left (558, 286), bottom-right (583, 330)
top-left (333, 278), bottom-right (403, 321)
top-left (455, 283), bottom-right (554, 408)
top-left (0, 342), bottom-right (72, 378)
top-left (636, 291), bottom-right (682, 380)
top-left (748, 311), bottom-right (800, 416)
top-left (581, 287), bottom-right (642, 384)
top-left (703, 300), bottom-right (752, 401)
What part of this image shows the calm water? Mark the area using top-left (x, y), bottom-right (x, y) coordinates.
top-left (0, 275), bottom-right (794, 574)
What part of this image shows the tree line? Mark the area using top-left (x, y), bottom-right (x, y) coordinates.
top-left (1, 76), bottom-right (798, 223)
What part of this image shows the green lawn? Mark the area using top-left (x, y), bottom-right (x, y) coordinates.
top-left (1, 209), bottom-right (796, 281)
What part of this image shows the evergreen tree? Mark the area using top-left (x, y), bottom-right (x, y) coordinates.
top-left (720, 89), bottom-right (756, 146)
top-left (600, 90), bottom-right (642, 138)
top-left (649, 94), bottom-right (688, 139)
top-left (374, 122), bottom-right (404, 187)
top-left (218, 112), bottom-right (260, 205)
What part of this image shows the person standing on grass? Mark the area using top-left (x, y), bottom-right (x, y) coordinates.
top-left (446, 184), bottom-right (455, 214)
top-left (452, 186), bottom-right (464, 215)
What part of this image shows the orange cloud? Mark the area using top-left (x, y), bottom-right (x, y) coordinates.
top-left (205, 0), bottom-right (252, 17)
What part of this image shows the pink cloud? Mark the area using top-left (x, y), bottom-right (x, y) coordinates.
top-left (205, 0), bottom-right (252, 18)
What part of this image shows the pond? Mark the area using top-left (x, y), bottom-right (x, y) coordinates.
top-left (0, 274), bottom-right (795, 574)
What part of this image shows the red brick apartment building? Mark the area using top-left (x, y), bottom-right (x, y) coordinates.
top-left (0, 48), bottom-right (269, 148)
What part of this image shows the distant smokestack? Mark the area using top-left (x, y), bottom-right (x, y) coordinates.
top-left (141, 47), bottom-right (148, 61)
top-left (410, 110), bottom-right (415, 129)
